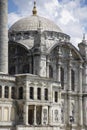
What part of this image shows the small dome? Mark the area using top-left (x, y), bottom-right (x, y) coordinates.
top-left (9, 15), bottom-right (62, 33)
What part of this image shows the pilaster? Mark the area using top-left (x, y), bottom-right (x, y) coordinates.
top-left (24, 104), bottom-right (29, 125)
top-left (25, 81), bottom-right (29, 100)
top-left (2, 85), bottom-right (5, 98)
top-left (46, 56), bottom-right (50, 78)
top-left (34, 105), bottom-right (36, 125)
top-left (1, 107), bottom-right (3, 121)
top-left (0, 0), bottom-right (8, 74)
top-left (79, 62), bottom-right (83, 93)
top-left (9, 106), bottom-right (11, 121)
top-left (56, 46), bottom-right (62, 82)
top-left (34, 87), bottom-right (37, 100)
top-left (9, 86), bottom-right (11, 99)
top-left (68, 50), bottom-right (73, 123)
top-left (39, 54), bottom-right (46, 77)
top-left (78, 96), bottom-right (83, 126)
top-left (48, 106), bottom-right (52, 125)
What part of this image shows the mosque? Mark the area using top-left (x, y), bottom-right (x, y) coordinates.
top-left (0, 0), bottom-right (87, 130)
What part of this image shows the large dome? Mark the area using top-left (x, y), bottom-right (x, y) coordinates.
top-left (9, 15), bottom-right (62, 33)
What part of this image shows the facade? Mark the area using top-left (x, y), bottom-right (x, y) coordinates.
top-left (0, 0), bottom-right (87, 130)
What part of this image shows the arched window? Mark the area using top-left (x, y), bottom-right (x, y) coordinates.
top-left (71, 69), bottom-right (75, 91)
top-left (44, 88), bottom-right (48, 100)
top-left (11, 87), bottom-right (16, 99)
top-left (23, 64), bottom-right (29, 73)
top-left (49, 65), bottom-right (53, 78)
top-left (5, 86), bottom-right (9, 98)
top-left (9, 66), bottom-right (15, 75)
top-left (71, 103), bottom-right (75, 123)
top-left (55, 91), bottom-right (58, 102)
top-left (19, 87), bottom-right (23, 99)
top-left (30, 87), bottom-right (34, 99)
top-left (37, 88), bottom-right (41, 100)
top-left (61, 102), bottom-right (64, 123)
top-left (0, 86), bottom-right (2, 98)
top-left (61, 67), bottom-right (64, 89)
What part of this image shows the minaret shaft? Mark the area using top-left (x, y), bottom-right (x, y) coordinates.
top-left (0, 0), bottom-right (8, 74)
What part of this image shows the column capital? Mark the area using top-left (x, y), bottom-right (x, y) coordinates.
top-left (46, 56), bottom-right (50, 63)
top-left (68, 60), bottom-right (72, 68)
top-left (79, 63), bottom-right (83, 70)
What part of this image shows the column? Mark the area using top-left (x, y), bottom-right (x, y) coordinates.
top-left (68, 61), bottom-right (72, 92)
top-left (42, 87), bottom-right (44, 101)
top-left (1, 107), bottom-right (3, 121)
top-left (57, 63), bottom-right (61, 82)
top-left (48, 106), bottom-right (52, 125)
top-left (68, 50), bottom-right (72, 123)
top-left (34, 105), bottom-right (36, 125)
top-left (1, 106), bottom-right (4, 121)
top-left (64, 95), bottom-right (68, 124)
top-left (9, 86), bottom-right (11, 99)
top-left (9, 106), bottom-right (11, 121)
top-left (58, 89), bottom-right (61, 103)
top-left (79, 96), bottom-right (83, 126)
top-left (2, 85), bottom-right (5, 98)
top-left (24, 104), bottom-right (29, 125)
top-left (41, 106), bottom-right (43, 125)
top-left (46, 56), bottom-right (50, 78)
top-left (39, 55), bottom-right (46, 77)
top-left (56, 46), bottom-right (62, 82)
top-left (25, 81), bottom-right (29, 100)
top-left (79, 63), bottom-right (83, 93)
top-left (78, 63), bottom-right (83, 126)
top-left (0, 0), bottom-right (8, 74)
top-left (34, 87), bottom-right (37, 100)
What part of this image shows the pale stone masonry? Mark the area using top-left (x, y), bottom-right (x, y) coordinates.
top-left (0, 0), bottom-right (87, 130)
top-left (0, 0), bottom-right (8, 74)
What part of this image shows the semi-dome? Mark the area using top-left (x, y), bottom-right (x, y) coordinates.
top-left (9, 15), bottom-right (63, 33)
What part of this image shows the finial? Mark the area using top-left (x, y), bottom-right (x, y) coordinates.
top-left (82, 33), bottom-right (86, 44)
top-left (32, 1), bottom-right (37, 16)
top-left (83, 33), bottom-right (85, 41)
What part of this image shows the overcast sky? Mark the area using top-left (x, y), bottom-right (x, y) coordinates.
top-left (8, 0), bottom-right (87, 48)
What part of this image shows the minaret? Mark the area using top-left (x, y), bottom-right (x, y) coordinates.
top-left (0, 0), bottom-right (8, 74)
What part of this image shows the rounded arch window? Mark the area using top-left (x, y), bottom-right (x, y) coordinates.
top-left (37, 88), bottom-right (41, 100)
top-left (61, 67), bottom-right (64, 89)
top-left (71, 69), bottom-right (75, 91)
top-left (49, 65), bottom-right (53, 78)
top-left (44, 88), bottom-right (48, 100)
top-left (30, 87), bottom-right (34, 99)
top-left (19, 87), bottom-right (23, 99)
top-left (5, 86), bottom-right (9, 98)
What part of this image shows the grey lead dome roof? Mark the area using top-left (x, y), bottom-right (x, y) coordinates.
top-left (9, 15), bottom-right (63, 33)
